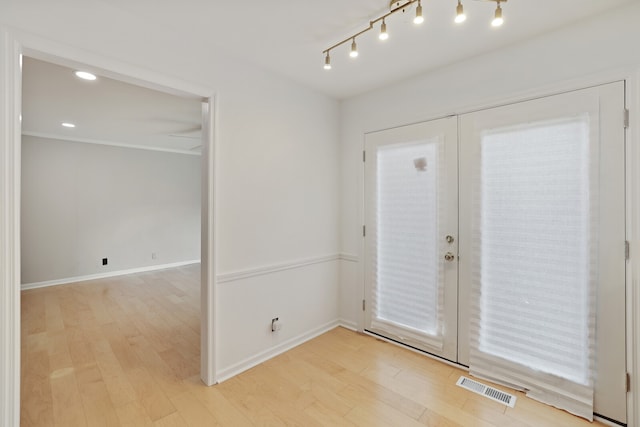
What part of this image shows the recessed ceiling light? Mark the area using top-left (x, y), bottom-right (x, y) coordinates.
top-left (74, 70), bottom-right (97, 81)
top-left (61, 122), bottom-right (76, 128)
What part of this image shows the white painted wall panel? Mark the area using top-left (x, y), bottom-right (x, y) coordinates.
top-left (217, 260), bottom-right (339, 378)
top-left (21, 136), bottom-right (201, 284)
top-left (215, 75), bottom-right (340, 273)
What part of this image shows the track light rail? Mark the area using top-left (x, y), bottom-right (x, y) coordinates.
top-left (322, 0), bottom-right (419, 55)
top-left (322, 0), bottom-right (508, 70)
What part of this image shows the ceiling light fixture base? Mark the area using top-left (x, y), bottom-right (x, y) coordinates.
top-left (389, 0), bottom-right (409, 11)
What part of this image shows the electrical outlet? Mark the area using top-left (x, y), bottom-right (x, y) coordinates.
top-left (271, 317), bottom-right (282, 332)
top-left (102, 258), bottom-right (108, 266)
top-left (152, 252), bottom-right (157, 260)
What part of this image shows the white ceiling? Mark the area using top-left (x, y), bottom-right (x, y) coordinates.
top-left (81, 0), bottom-right (634, 99)
top-left (22, 57), bottom-right (203, 154)
top-left (11, 0), bottom-right (636, 153)
top-left (3, 0), bottom-right (636, 100)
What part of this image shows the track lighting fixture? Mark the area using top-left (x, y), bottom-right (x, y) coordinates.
top-left (379, 19), bottom-right (389, 40)
top-left (492, 1), bottom-right (504, 27)
top-left (322, 0), bottom-right (508, 69)
top-left (350, 39), bottom-right (359, 58)
top-left (324, 52), bottom-right (331, 70)
top-left (414, 1), bottom-right (424, 25)
top-left (455, 1), bottom-right (466, 24)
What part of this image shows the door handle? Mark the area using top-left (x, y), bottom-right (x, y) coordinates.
top-left (444, 252), bottom-right (455, 262)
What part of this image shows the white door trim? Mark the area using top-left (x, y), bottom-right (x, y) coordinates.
top-left (0, 27), bottom-right (219, 426)
top-left (627, 70), bottom-right (640, 427)
top-left (201, 97), bottom-right (218, 386)
top-left (0, 28), bottom-right (22, 427)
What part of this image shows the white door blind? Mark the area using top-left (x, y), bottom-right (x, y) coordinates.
top-left (469, 115), bottom-right (598, 421)
top-left (371, 139), bottom-right (445, 348)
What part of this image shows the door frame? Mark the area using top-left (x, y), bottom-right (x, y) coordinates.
top-left (357, 69), bottom-right (640, 427)
top-left (628, 70), bottom-right (640, 427)
top-left (0, 27), bottom-right (219, 426)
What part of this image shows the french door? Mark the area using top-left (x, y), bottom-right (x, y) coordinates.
top-left (364, 116), bottom-right (458, 361)
top-left (363, 82), bottom-right (626, 423)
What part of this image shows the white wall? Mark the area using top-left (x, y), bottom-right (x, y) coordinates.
top-left (0, 0), bottom-right (341, 382)
top-left (217, 260), bottom-right (339, 380)
top-left (20, 136), bottom-right (201, 285)
top-left (339, 0), bottom-right (640, 328)
top-left (212, 68), bottom-right (341, 376)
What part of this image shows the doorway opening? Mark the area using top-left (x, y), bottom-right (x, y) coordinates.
top-left (18, 51), bottom-right (214, 424)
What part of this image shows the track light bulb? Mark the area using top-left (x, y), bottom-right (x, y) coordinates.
top-left (324, 52), bottom-right (332, 70)
top-left (492, 3), bottom-right (504, 27)
top-left (379, 19), bottom-right (389, 40)
top-left (414, 2), bottom-right (424, 24)
top-left (455, 1), bottom-right (466, 23)
top-left (350, 39), bottom-right (359, 58)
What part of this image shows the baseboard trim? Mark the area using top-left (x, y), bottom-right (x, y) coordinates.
top-left (338, 319), bottom-right (358, 331)
top-left (217, 254), bottom-right (340, 284)
top-left (21, 260), bottom-right (201, 290)
top-left (215, 320), bottom-right (341, 383)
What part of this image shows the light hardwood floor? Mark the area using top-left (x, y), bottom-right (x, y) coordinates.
top-left (21, 265), bottom-right (606, 426)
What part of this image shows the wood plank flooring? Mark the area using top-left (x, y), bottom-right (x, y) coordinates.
top-left (21, 265), bottom-right (606, 426)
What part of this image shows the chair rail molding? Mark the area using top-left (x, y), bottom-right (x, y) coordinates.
top-left (216, 254), bottom-right (342, 284)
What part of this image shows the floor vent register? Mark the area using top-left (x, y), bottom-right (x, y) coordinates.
top-left (456, 376), bottom-right (517, 408)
